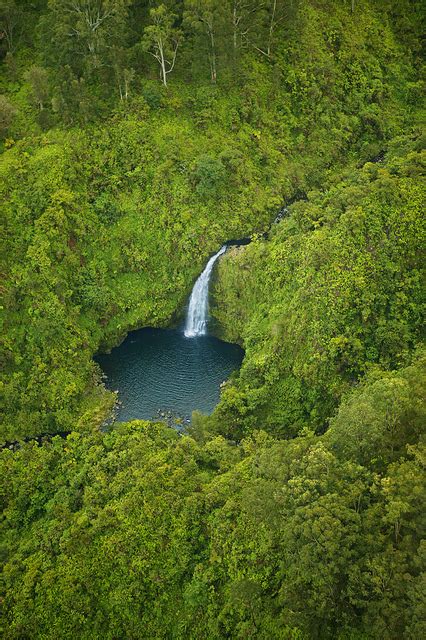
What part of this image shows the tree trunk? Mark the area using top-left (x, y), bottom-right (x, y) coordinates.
top-left (159, 40), bottom-right (167, 87)
top-left (210, 30), bottom-right (217, 83)
top-left (268, 0), bottom-right (277, 56)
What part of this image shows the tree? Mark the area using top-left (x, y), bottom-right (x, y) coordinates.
top-left (0, 0), bottom-right (22, 54)
top-left (230, 0), bottom-right (258, 53)
top-left (111, 45), bottom-right (134, 100)
top-left (192, 154), bottom-right (226, 198)
top-left (142, 5), bottom-right (182, 87)
top-left (51, 65), bottom-right (92, 123)
top-left (116, 65), bottom-right (135, 100)
top-left (184, 0), bottom-right (219, 83)
top-left (0, 94), bottom-right (15, 137)
top-left (24, 66), bottom-right (50, 111)
top-left (45, 0), bottom-right (130, 79)
top-left (255, 0), bottom-right (290, 58)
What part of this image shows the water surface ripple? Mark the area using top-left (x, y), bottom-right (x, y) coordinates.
top-left (95, 328), bottom-right (244, 422)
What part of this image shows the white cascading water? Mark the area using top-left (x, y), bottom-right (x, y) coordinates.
top-left (184, 245), bottom-right (227, 338)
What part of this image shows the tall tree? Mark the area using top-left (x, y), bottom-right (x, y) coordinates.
top-left (184, 0), bottom-right (219, 83)
top-left (255, 0), bottom-right (290, 58)
top-left (141, 4), bottom-right (182, 87)
top-left (111, 44), bottom-right (134, 99)
top-left (0, 0), bottom-right (22, 54)
top-left (229, 0), bottom-right (258, 53)
top-left (45, 0), bottom-right (130, 79)
top-left (0, 94), bottom-right (16, 137)
top-left (24, 66), bottom-right (50, 110)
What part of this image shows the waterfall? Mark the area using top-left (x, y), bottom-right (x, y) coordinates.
top-left (184, 245), bottom-right (227, 338)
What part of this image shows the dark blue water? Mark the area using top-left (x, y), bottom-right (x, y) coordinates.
top-left (95, 328), bottom-right (244, 422)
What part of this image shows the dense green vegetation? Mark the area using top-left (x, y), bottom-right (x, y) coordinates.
top-left (210, 138), bottom-right (425, 438)
top-left (2, 0), bottom-right (424, 442)
top-left (1, 1), bottom-right (424, 638)
top-left (2, 355), bottom-right (425, 638)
